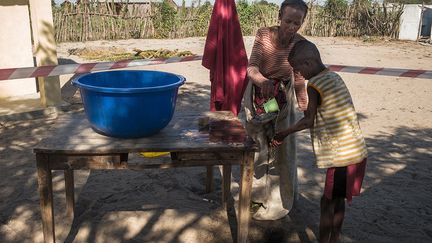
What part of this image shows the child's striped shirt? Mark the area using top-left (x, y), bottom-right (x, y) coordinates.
top-left (308, 70), bottom-right (367, 168)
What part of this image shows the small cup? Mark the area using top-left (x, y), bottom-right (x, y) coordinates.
top-left (263, 97), bottom-right (279, 113)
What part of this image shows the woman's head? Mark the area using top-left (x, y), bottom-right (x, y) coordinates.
top-left (279, 0), bottom-right (308, 20)
top-left (278, 0), bottom-right (308, 41)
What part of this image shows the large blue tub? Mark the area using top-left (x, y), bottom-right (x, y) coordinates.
top-left (72, 70), bottom-right (185, 138)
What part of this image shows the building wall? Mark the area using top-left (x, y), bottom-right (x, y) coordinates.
top-left (399, 4), bottom-right (432, 41)
top-left (0, 0), bottom-right (38, 97)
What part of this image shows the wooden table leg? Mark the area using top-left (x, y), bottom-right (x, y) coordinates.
top-left (36, 154), bottom-right (55, 243)
top-left (237, 152), bottom-right (254, 243)
top-left (205, 165), bottom-right (214, 193)
top-left (120, 153), bottom-right (128, 163)
top-left (64, 169), bottom-right (74, 219)
top-left (222, 165), bottom-right (232, 208)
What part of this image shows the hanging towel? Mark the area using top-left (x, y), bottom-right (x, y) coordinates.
top-left (202, 0), bottom-right (248, 116)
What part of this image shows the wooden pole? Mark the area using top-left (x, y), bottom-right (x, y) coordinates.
top-left (29, 0), bottom-right (62, 107)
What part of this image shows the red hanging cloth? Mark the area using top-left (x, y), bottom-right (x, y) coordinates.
top-left (201, 0), bottom-right (248, 116)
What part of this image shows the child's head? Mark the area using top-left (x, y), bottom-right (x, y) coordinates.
top-left (278, 0), bottom-right (308, 41)
top-left (289, 40), bottom-right (325, 80)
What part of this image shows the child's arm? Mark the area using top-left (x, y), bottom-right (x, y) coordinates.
top-left (271, 86), bottom-right (320, 147)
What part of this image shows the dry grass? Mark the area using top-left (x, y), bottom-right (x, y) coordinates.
top-left (133, 49), bottom-right (194, 59)
top-left (67, 47), bottom-right (195, 61)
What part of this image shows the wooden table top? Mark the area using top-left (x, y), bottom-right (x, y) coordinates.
top-left (34, 111), bottom-right (257, 154)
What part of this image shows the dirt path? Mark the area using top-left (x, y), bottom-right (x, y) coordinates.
top-left (0, 37), bottom-right (431, 242)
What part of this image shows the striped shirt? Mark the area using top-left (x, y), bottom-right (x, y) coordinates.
top-left (247, 27), bottom-right (308, 111)
top-left (308, 70), bottom-right (367, 168)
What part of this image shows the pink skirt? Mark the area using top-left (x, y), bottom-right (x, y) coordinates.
top-left (324, 158), bottom-right (367, 203)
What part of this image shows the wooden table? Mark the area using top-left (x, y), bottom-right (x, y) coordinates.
top-left (34, 111), bottom-right (257, 243)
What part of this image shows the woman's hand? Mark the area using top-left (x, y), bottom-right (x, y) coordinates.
top-left (270, 132), bottom-right (286, 147)
top-left (247, 67), bottom-right (274, 99)
top-left (258, 79), bottom-right (274, 99)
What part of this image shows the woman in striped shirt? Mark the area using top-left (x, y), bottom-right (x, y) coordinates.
top-left (272, 40), bottom-right (367, 243)
top-left (243, 0), bottom-right (309, 220)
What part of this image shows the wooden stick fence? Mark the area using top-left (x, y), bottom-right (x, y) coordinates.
top-left (53, 1), bottom-right (405, 42)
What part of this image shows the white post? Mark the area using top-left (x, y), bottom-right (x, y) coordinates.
top-left (0, 0), bottom-right (37, 97)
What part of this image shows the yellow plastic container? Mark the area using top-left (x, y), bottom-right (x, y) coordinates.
top-left (139, 152), bottom-right (170, 158)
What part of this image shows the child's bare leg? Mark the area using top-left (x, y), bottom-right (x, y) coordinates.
top-left (330, 197), bottom-right (345, 243)
top-left (319, 196), bottom-right (334, 243)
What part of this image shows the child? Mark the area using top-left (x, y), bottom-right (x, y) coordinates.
top-left (271, 40), bottom-right (367, 243)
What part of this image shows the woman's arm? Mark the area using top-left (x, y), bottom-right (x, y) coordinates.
top-left (271, 86), bottom-right (319, 146)
top-left (247, 66), bottom-right (269, 86)
top-left (247, 29), bottom-right (274, 99)
top-left (248, 67), bottom-right (274, 99)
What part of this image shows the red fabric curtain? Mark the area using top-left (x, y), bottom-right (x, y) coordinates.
top-left (201, 0), bottom-right (248, 116)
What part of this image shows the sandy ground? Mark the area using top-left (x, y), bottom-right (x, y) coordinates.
top-left (0, 36), bottom-right (431, 243)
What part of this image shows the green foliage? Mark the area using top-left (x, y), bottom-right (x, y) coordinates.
top-left (324, 0), bottom-right (349, 17)
top-left (53, 0), bottom-right (408, 42)
top-left (153, 0), bottom-right (177, 38)
top-left (391, 0), bottom-right (432, 3)
top-left (193, 1), bottom-right (213, 36)
top-left (322, 0), bottom-right (349, 36)
top-left (237, 1), bottom-right (254, 34)
top-left (236, 0), bottom-right (279, 35)
top-left (304, 0), bottom-right (404, 38)
top-left (51, 0), bottom-right (60, 10)
top-left (256, 0), bottom-right (279, 8)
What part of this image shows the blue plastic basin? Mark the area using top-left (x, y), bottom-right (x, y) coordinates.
top-left (72, 70), bottom-right (185, 138)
